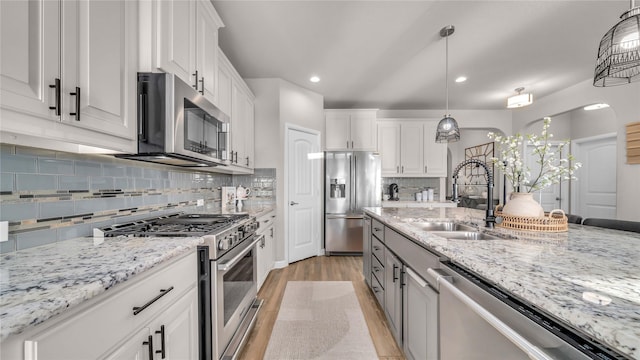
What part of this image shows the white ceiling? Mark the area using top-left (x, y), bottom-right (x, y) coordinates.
top-left (212, 1), bottom-right (628, 110)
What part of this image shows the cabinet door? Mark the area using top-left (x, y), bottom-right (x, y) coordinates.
top-left (400, 122), bottom-right (425, 175)
top-left (242, 95), bottom-right (255, 168)
top-left (384, 251), bottom-right (403, 344)
top-left (62, 0), bottom-right (137, 139)
top-left (151, 287), bottom-right (199, 360)
top-left (403, 268), bottom-right (439, 360)
top-left (101, 328), bottom-right (150, 360)
top-left (378, 122), bottom-right (401, 176)
top-left (423, 121), bottom-right (447, 177)
top-left (216, 55), bottom-right (232, 115)
top-left (157, 0), bottom-right (196, 87)
top-left (363, 216), bottom-right (372, 286)
top-left (1, 0), bottom-right (59, 121)
top-left (325, 112), bottom-right (350, 150)
top-left (230, 80), bottom-right (245, 164)
top-left (196, 0), bottom-right (219, 104)
top-left (350, 113), bottom-right (377, 151)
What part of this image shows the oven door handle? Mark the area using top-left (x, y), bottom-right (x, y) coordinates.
top-left (217, 235), bottom-right (263, 272)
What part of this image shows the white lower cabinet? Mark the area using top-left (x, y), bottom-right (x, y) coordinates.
top-left (1, 252), bottom-right (198, 360)
top-left (403, 267), bottom-right (439, 360)
top-left (102, 328), bottom-right (150, 360)
top-left (383, 250), bottom-right (403, 345)
top-left (256, 211), bottom-right (276, 290)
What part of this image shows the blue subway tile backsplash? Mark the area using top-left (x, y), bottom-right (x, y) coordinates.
top-left (16, 174), bottom-right (57, 191)
top-left (38, 158), bottom-right (74, 174)
top-left (0, 145), bottom-right (276, 253)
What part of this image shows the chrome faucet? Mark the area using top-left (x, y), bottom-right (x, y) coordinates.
top-left (451, 159), bottom-right (501, 228)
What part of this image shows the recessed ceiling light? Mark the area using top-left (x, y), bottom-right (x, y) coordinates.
top-left (310, 76), bottom-right (320, 83)
top-left (455, 76), bottom-right (467, 83)
top-left (583, 103), bottom-right (610, 111)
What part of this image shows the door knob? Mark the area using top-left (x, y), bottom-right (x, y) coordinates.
top-left (290, 201), bottom-right (299, 206)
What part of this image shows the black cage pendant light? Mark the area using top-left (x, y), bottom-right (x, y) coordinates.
top-left (594, 0), bottom-right (640, 86)
top-left (435, 25), bottom-right (460, 143)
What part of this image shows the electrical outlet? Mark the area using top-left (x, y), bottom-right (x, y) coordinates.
top-left (0, 221), bottom-right (8, 243)
top-left (197, 199), bottom-right (204, 206)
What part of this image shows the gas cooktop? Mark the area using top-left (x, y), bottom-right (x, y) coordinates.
top-left (101, 213), bottom-right (249, 237)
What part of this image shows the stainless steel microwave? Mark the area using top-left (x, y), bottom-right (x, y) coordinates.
top-left (116, 72), bottom-right (229, 167)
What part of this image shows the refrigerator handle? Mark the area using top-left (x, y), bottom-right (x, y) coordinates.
top-left (354, 154), bottom-right (357, 211)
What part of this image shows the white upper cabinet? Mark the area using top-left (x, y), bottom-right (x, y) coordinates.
top-left (0, 0), bottom-right (137, 152)
top-left (377, 122), bottom-right (402, 174)
top-left (423, 121), bottom-right (447, 177)
top-left (1, 0), bottom-right (60, 122)
top-left (219, 49), bottom-right (255, 172)
top-left (157, 0), bottom-right (196, 86)
top-left (62, 0), bottom-right (137, 139)
top-left (325, 109), bottom-right (377, 151)
top-left (155, 0), bottom-right (223, 104)
top-left (196, 0), bottom-right (220, 103)
top-left (378, 120), bottom-right (447, 177)
top-left (400, 122), bottom-right (425, 176)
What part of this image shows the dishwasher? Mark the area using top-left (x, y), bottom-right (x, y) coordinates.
top-left (428, 262), bottom-right (625, 360)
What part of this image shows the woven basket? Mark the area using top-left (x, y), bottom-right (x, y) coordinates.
top-left (495, 205), bottom-right (568, 232)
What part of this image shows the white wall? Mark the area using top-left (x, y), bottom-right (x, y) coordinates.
top-left (246, 79), bottom-right (280, 168)
top-left (570, 107), bottom-right (616, 140)
top-left (512, 79), bottom-right (640, 221)
top-left (246, 78), bottom-right (325, 264)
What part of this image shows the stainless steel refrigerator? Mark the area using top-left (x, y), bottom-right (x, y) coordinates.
top-left (325, 151), bottom-right (381, 254)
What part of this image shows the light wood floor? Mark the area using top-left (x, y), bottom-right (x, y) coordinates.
top-left (238, 255), bottom-right (405, 359)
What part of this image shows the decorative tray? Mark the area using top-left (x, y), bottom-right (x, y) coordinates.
top-left (495, 206), bottom-right (568, 232)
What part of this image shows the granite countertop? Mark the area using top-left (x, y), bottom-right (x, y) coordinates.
top-left (364, 206), bottom-right (640, 359)
top-left (381, 200), bottom-right (457, 208)
top-left (0, 204), bottom-right (276, 341)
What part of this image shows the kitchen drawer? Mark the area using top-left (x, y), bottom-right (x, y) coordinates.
top-left (372, 219), bottom-right (385, 241)
top-left (7, 251), bottom-right (198, 360)
top-left (371, 271), bottom-right (385, 308)
top-left (385, 227), bottom-right (440, 284)
top-left (371, 253), bottom-right (385, 289)
top-left (256, 210), bottom-right (276, 234)
top-left (372, 236), bottom-right (385, 264)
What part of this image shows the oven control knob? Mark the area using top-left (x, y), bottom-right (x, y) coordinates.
top-left (218, 237), bottom-right (230, 250)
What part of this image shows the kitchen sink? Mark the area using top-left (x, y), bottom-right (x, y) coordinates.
top-left (429, 231), bottom-right (501, 240)
top-left (411, 222), bottom-right (476, 232)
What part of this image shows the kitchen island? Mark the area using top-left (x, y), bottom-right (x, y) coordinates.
top-left (364, 206), bottom-right (640, 359)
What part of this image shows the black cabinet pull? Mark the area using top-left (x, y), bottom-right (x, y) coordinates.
top-left (69, 87), bottom-right (80, 121)
top-left (193, 70), bottom-right (199, 90)
top-left (373, 246), bottom-right (380, 251)
top-left (374, 227), bottom-right (381, 232)
top-left (246, 156), bottom-right (250, 166)
top-left (132, 286), bottom-right (174, 315)
top-left (199, 77), bottom-right (204, 95)
top-left (155, 325), bottom-right (166, 359)
top-left (143, 335), bottom-right (154, 359)
top-left (392, 264), bottom-right (399, 282)
top-left (49, 78), bottom-right (61, 116)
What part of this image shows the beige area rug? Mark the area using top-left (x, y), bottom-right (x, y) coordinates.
top-left (264, 281), bottom-right (378, 360)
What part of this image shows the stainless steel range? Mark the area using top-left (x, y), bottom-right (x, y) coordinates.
top-left (102, 213), bottom-right (263, 360)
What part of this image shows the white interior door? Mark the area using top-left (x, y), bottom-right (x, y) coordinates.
top-left (286, 126), bottom-right (321, 263)
top-left (524, 143), bottom-right (568, 213)
top-left (571, 134), bottom-right (617, 218)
